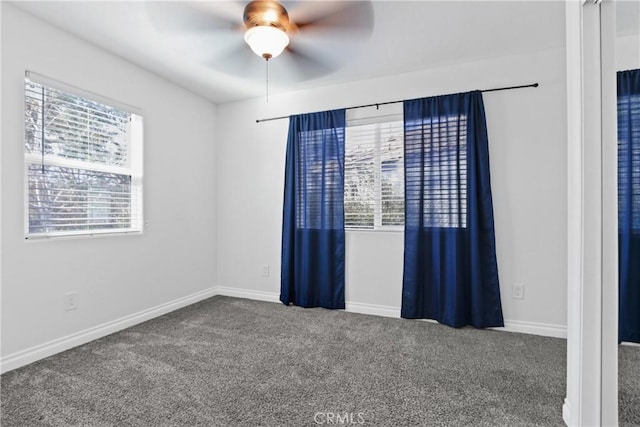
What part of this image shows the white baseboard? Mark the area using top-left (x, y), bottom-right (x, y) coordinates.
top-left (215, 287), bottom-right (567, 338)
top-left (500, 320), bottom-right (567, 339)
top-left (345, 301), bottom-right (401, 318)
top-left (215, 286), bottom-right (280, 303)
top-left (562, 398), bottom-right (571, 426)
top-left (0, 286), bottom-right (218, 374)
top-left (216, 286), bottom-right (402, 318)
top-left (1, 285), bottom-right (568, 374)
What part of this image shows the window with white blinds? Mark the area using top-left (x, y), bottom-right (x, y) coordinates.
top-left (345, 105), bottom-right (404, 230)
top-left (618, 91), bottom-right (640, 232)
top-left (405, 114), bottom-right (468, 229)
top-left (24, 75), bottom-right (143, 238)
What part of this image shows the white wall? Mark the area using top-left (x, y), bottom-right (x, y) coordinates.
top-left (617, 34), bottom-right (640, 71)
top-left (1, 5), bottom-right (217, 362)
top-left (216, 47), bottom-right (568, 331)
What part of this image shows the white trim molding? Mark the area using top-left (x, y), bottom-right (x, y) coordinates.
top-left (216, 287), bottom-right (566, 338)
top-left (215, 287), bottom-right (404, 319)
top-left (562, 398), bottom-right (572, 426)
top-left (499, 320), bottom-right (567, 339)
top-left (564, 1), bottom-right (618, 425)
top-left (1, 285), bottom-right (569, 375)
top-left (217, 287), bottom-right (405, 318)
top-left (215, 286), bottom-right (280, 303)
top-left (345, 301), bottom-right (401, 319)
top-left (0, 286), bottom-right (218, 374)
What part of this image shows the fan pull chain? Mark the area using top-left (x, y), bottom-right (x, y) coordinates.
top-left (265, 57), bottom-right (269, 103)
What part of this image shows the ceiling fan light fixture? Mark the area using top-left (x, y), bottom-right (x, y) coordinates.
top-left (244, 25), bottom-right (289, 60)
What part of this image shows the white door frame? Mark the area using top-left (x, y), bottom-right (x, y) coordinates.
top-left (564, 1), bottom-right (618, 425)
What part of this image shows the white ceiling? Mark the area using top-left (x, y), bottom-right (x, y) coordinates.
top-left (10, 1), bottom-right (640, 104)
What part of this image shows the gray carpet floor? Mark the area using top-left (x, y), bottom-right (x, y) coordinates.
top-left (0, 296), bottom-right (638, 426)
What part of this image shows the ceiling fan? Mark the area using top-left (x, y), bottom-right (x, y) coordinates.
top-left (145, 1), bottom-right (374, 83)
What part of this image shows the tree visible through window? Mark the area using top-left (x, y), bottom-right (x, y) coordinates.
top-left (24, 76), bottom-right (143, 237)
top-left (344, 111), bottom-right (404, 229)
top-left (344, 107), bottom-right (468, 230)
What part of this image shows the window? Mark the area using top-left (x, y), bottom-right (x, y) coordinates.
top-left (344, 105), bottom-right (404, 230)
top-left (296, 127), bottom-right (344, 230)
top-left (24, 74), bottom-right (143, 238)
top-left (405, 114), bottom-right (467, 229)
top-left (344, 104), bottom-right (468, 231)
top-left (618, 90), bottom-right (640, 232)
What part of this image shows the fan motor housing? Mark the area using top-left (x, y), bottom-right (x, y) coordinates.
top-left (243, 1), bottom-right (290, 31)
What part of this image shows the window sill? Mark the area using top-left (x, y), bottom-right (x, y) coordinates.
top-left (346, 228), bottom-right (404, 234)
top-left (25, 228), bottom-right (143, 241)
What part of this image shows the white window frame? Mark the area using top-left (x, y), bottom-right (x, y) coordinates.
top-left (23, 72), bottom-right (144, 239)
top-left (345, 104), bottom-right (404, 232)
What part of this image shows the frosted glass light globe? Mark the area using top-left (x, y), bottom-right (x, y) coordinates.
top-left (244, 26), bottom-right (289, 59)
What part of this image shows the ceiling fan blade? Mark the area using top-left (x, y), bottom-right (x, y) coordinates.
top-left (290, 1), bottom-right (374, 38)
top-left (204, 42), bottom-right (265, 80)
top-left (279, 45), bottom-right (338, 81)
top-left (189, 1), bottom-right (246, 26)
top-left (145, 1), bottom-right (374, 85)
top-left (145, 1), bottom-right (241, 34)
top-left (169, 32), bottom-right (244, 65)
top-left (205, 44), bottom-right (337, 84)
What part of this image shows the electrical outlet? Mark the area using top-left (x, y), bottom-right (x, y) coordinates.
top-left (64, 292), bottom-right (78, 311)
top-left (262, 265), bottom-right (270, 277)
top-left (512, 283), bottom-right (524, 299)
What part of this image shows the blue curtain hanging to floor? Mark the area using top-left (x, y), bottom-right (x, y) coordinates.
top-left (618, 69), bottom-right (640, 344)
top-left (281, 109), bottom-right (346, 309)
top-left (401, 91), bottom-right (504, 328)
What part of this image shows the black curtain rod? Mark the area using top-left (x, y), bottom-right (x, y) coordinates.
top-left (255, 82), bottom-right (539, 123)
